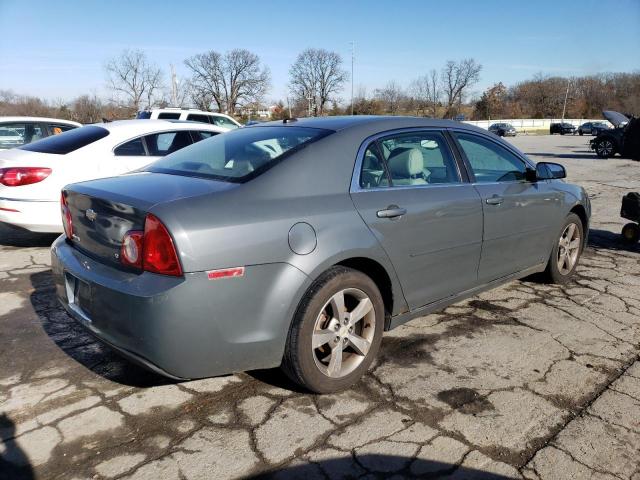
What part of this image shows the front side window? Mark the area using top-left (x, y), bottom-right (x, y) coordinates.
top-left (374, 131), bottom-right (460, 187)
top-left (147, 126), bottom-right (331, 183)
top-left (19, 125), bottom-right (109, 154)
top-left (114, 137), bottom-right (146, 156)
top-left (145, 131), bottom-right (193, 156)
top-left (49, 123), bottom-right (76, 135)
top-left (455, 132), bottom-right (527, 183)
top-left (212, 116), bottom-right (239, 129)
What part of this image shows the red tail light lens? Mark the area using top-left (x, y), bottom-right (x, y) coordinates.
top-left (120, 214), bottom-right (182, 276)
top-left (60, 192), bottom-right (73, 240)
top-left (143, 214), bottom-right (182, 276)
top-left (0, 167), bottom-right (52, 186)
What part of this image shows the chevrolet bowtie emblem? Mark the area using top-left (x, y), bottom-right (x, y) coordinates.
top-left (85, 209), bottom-right (97, 221)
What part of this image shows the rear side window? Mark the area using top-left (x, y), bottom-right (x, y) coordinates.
top-left (19, 125), bottom-right (109, 154)
top-left (191, 131), bottom-right (219, 143)
top-left (114, 137), bottom-right (146, 156)
top-left (157, 112), bottom-right (181, 120)
top-left (186, 114), bottom-right (211, 124)
top-left (147, 126), bottom-right (332, 183)
top-left (145, 131), bottom-right (193, 156)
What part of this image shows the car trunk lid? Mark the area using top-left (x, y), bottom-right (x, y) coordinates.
top-left (64, 172), bottom-right (237, 267)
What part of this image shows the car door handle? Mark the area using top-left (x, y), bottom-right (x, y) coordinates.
top-left (486, 195), bottom-right (504, 205)
top-left (377, 206), bottom-right (407, 219)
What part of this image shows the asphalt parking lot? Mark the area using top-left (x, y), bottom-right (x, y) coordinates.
top-left (1, 134), bottom-right (639, 480)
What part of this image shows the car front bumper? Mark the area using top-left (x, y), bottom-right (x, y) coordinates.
top-left (0, 197), bottom-right (63, 232)
top-left (51, 236), bottom-right (311, 379)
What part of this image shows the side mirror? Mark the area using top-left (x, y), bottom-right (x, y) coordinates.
top-left (535, 162), bottom-right (566, 180)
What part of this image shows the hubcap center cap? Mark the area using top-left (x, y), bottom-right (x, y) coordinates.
top-left (338, 325), bottom-right (349, 337)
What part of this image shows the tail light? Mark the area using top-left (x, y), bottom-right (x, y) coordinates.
top-left (120, 214), bottom-right (182, 276)
top-left (60, 192), bottom-right (73, 240)
top-left (0, 167), bottom-right (52, 186)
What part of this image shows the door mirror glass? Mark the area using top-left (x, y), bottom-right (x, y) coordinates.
top-left (536, 162), bottom-right (566, 180)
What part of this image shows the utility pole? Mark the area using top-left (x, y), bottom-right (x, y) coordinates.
top-left (561, 78), bottom-right (570, 122)
top-left (170, 64), bottom-right (178, 107)
top-left (350, 41), bottom-right (355, 116)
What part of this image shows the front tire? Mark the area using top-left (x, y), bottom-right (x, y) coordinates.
top-left (542, 213), bottom-right (584, 284)
top-left (281, 266), bottom-right (384, 393)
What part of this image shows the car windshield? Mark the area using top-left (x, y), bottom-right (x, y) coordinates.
top-left (146, 126), bottom-right (332, 183)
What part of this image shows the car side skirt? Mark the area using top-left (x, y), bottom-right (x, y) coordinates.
top-left (387, 262), bottom-right (547, 330)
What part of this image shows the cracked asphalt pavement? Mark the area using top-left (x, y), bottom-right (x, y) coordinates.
top-left (1, 134), bottom-right (639, 480)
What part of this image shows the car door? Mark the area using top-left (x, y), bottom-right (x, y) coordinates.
top-left (112, 136), bottom-right (149, 174)
top-left (452, 131), bottom-right (561, 282)
top-left (350, 129), bottom-right (483, 310)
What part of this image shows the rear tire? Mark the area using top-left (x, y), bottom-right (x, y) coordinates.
top-left (579, 130), bottom-right (583, 136)
top-left (542, 213), bottom-right (584, 284)
top-left (622, 223), bottom-right (640, 244)
top-left (281, 266), bottom-right (384, 393)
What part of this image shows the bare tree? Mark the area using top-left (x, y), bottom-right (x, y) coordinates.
top-left (184, 49), bottom-right (270, 115)
top-left (105, 49), bottom-right (163, 111)
top-left (289, 48), bottom-right (348, 116)
top-left (72, 94), bottom-right (103, 123)
top-left (374, 81), bottom-right (404, 115)
top-left (410, 69), bottom-right (440, 117)
top-left (441, 59), bottom-right (482, 118)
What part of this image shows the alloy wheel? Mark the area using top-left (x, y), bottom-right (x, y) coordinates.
top-left (311, 288), bottom-right (376, 378)
top-left (557, 223), bottom-right (581, 275)
top-left (597, 140), bottom-right (614, 157)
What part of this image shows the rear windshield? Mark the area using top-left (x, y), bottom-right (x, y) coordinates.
top-left (19, 125), bottom-right (109, 155)
top-left (146, 126), bottom-right (332, 183)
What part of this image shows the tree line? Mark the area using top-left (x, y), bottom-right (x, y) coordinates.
top-left (1, 46), bottom-right (639, 123)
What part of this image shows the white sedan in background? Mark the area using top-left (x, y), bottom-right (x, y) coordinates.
top-left (0, 120), bottom-right (225, 232)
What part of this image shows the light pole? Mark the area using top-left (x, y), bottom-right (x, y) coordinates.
top-left (561, 78), bottom-right (570, 122)
top-left (350, 41), bottom-right (355, 115)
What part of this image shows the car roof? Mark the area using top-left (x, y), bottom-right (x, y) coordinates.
top-left (148, 108), bottom-right (235, 118)
top-left (0, 116), bottom-right (82, 126)
top-left (95, 119), bottom-right (227, 136)
top-left (255, 115), bottom-right (476, 132)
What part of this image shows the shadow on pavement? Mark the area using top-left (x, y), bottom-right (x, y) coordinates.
top-left (0, 414), bottom-right (34, 480)
top-left (525, 152), bottom-right (598, 160)
top-left (0, 223), bottom-right (59, 248)
top-left (248, 455), bottom-right (515, 479)
top-left (29, 269), bottom-right (173, 388)
top-left (589, 228), bottom-right (640, 253)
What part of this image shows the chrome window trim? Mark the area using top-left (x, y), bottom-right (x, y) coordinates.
top-left (350, 127), bottom-right (465, 194)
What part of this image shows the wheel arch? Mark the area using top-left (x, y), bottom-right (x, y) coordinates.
top-left (569, 204), bottom-right (589, 248)
top-left (335, 256), bottom-right (395, 329)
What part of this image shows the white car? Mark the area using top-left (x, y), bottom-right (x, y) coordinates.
top-left (0, 120), bottom-right (225, 232)
top-left (136, 108), bottom-right (241, 130)
top-left (0, 117), bottom-right (81, 150)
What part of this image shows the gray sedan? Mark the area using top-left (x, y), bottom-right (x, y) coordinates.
top-left (51, 116), bottom-right (590, 393)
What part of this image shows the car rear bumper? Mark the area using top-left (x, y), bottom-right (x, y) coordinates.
top-left (0, 197), bottom-right (62, 232)
top-left (51, 236), bottom-right (311, 379)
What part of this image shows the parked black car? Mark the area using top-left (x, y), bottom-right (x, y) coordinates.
top-left (577, 122), bottom-right (610, 136)
top-left (550, 123), bottom-right (576, 135)
top-left (590, 111), bottom-right (640, 160)
top-left (488, 123), bottom-right (517, 137)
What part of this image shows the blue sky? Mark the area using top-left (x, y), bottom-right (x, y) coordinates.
top-left (1, 0), bottom-right (639, 104)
